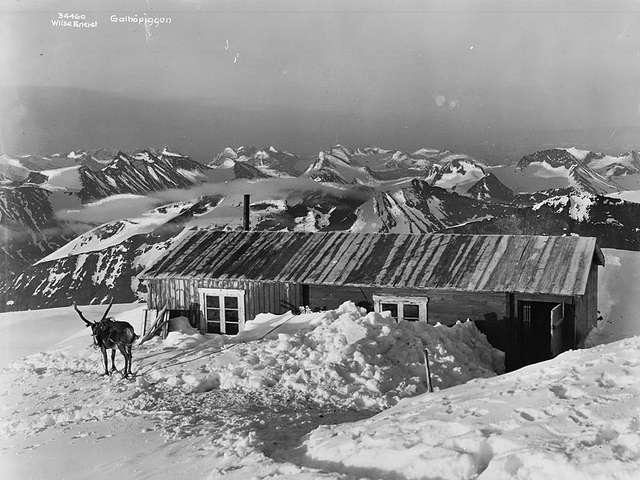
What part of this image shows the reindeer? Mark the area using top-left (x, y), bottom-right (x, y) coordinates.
top-left (73, 301), bottom-right (138, 378)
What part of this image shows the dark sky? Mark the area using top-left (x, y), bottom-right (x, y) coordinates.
top-left (2, 0), bottom-right (640, 162)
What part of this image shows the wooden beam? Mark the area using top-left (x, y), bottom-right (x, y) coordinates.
top-left (513, 293), bottom-right (574, 304)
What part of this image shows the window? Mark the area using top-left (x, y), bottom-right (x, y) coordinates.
top-left (373, 295), bottom-right (428, 323)
top-left (199, 288), bottom-right (245, 335)
top-left (403, 304), bottom-right (420, 322)
top-left (380, 302), bottom-right (398, 319)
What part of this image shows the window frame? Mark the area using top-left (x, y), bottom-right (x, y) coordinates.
top-left (199, 288), bottom-right (246, 335)
top-left (372, 294), bottom-right (429, 323)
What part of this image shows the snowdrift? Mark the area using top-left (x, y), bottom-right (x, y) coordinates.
top-left (3, 301), bottom-right (640, 479)
top-left (4, 302), bottom-right (503, 421)
top-left (145, 302), bottom-right (503, 409)
top-left (305, 335), bottom-right (640, 480)
top-left (586, 248), bottom-right (640, 347)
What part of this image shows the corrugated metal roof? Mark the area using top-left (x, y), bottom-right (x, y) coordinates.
top-left (142, 230), bottom-right (604, 296)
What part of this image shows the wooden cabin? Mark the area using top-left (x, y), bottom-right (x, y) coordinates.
top-left (140, 230), bottom-right (604, 371)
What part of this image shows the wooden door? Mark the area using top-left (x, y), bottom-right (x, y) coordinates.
top-left (550, 303), bottom-right (563, 357)
top-left (518, 300), bottom-right (553, 366)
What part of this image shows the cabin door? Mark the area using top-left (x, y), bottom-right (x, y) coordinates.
top-left (518, 300), bottom-right (561, 365)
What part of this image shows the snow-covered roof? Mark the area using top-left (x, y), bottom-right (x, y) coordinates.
top-left (141, 231), bottom-right (604, 296)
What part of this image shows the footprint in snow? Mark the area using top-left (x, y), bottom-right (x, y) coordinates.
top-left (464, 407), bottom-right (489, 417)
top-left (519, 411), bottom-right (536, 421)
top-left (549, 384), bottom-right (568, 399)
top-left (516, 408), bottom-right (546, 422)
top-left (596, 372), bottom-right (618, 388)
top-left (549, 383), bottom-right (584, 399)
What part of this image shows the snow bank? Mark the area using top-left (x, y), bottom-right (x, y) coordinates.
top-left (305, 335), bottom-right (640, 479)
top-left (148, 302), bottom-right (503, 409)
top-left (586, 248), bottom-right (640, 347)
top-left (163, 316), bottom-right (203, 348)
top-left (233, 310), bottom-right (326, 341)
top-left (1, 301), bottom-right (503, 444)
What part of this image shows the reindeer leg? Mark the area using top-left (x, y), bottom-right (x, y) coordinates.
top-left (117, 344), bottom-right (128, 378)
top-left (127, 345), bottom-right (133, 376)
top-left (101, 347), bottom-right (110, 375)
top-left (110, 349), bottom-right (118, 372)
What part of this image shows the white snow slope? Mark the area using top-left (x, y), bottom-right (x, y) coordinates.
top-left (0, 303), bottom-right (141, 368)
top-left (586, 248), bottom-right (640, 347)
top-left (37, 200), bottom-right (192, 263)
top-left (0, 301), bottom-right (502, 479)
top-left (2, 277), bottom-right (639, 480)
top-left (306, 335), bottom-right (640, 479)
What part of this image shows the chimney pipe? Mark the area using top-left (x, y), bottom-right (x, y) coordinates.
top-left (243, 194), bottom-right (250, 231)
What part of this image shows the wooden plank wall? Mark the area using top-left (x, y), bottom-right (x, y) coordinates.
top-left (307, 284), bottom-right (509, 325)
top-left (147, 278), bottom-right (303, 331)
top-left (145, 267), bottom-right (600, 369)
top-left (308, 284), bottom-right (512, 360)
top-left (574, 262), bottom-right (598, 347)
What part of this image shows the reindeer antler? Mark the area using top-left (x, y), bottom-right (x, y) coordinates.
top-left (99, 300), bottom-right (114, 323)
top-left (73, 303), bottom-right (93, 327)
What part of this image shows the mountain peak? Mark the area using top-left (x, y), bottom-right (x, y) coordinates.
top-left (516, 147), bottom-right (639, 193)
top-left (210, 145), bottom-right (300, 178)
top-left (467, 172), bottom-right (514, 201)
top-left (568, 164), bottom-right (619, 195)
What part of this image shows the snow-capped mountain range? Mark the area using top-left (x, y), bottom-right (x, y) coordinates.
top-left (0, 147), bottom-right (212, 290)
top-left (3, 148), bottom-right (209, 200)
top-left (210, 145), bottom-right (302, 178)
top-left (466, 172), bottom-right (515, 202)
top-left (350, 179), bottom-right (499, 233)
top-left (517, 147), bottom-right (640, 194)
top-left (1, 143), bottom-right (639, 310)
top-left (299, 144), bottom-right (488, 190)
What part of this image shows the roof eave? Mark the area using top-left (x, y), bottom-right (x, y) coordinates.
top-left (139, 274), bottom-right (579, 296)
top-left (594, 244), bottom-right (605, 266)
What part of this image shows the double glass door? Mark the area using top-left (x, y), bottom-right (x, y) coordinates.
top-left (200, 288), bottom-right (245, 334)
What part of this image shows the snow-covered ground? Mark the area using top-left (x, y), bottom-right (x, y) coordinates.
top-left (586, 249), bottom-right (640, 347)
top-left (306, 335), bottom-right (640, 479)
top-left (0, 303), bottom-right (140, 368)
top-left (1, 260), bottom-right (639, 480)
top-left (0, 302), bottom-right (502, 479)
